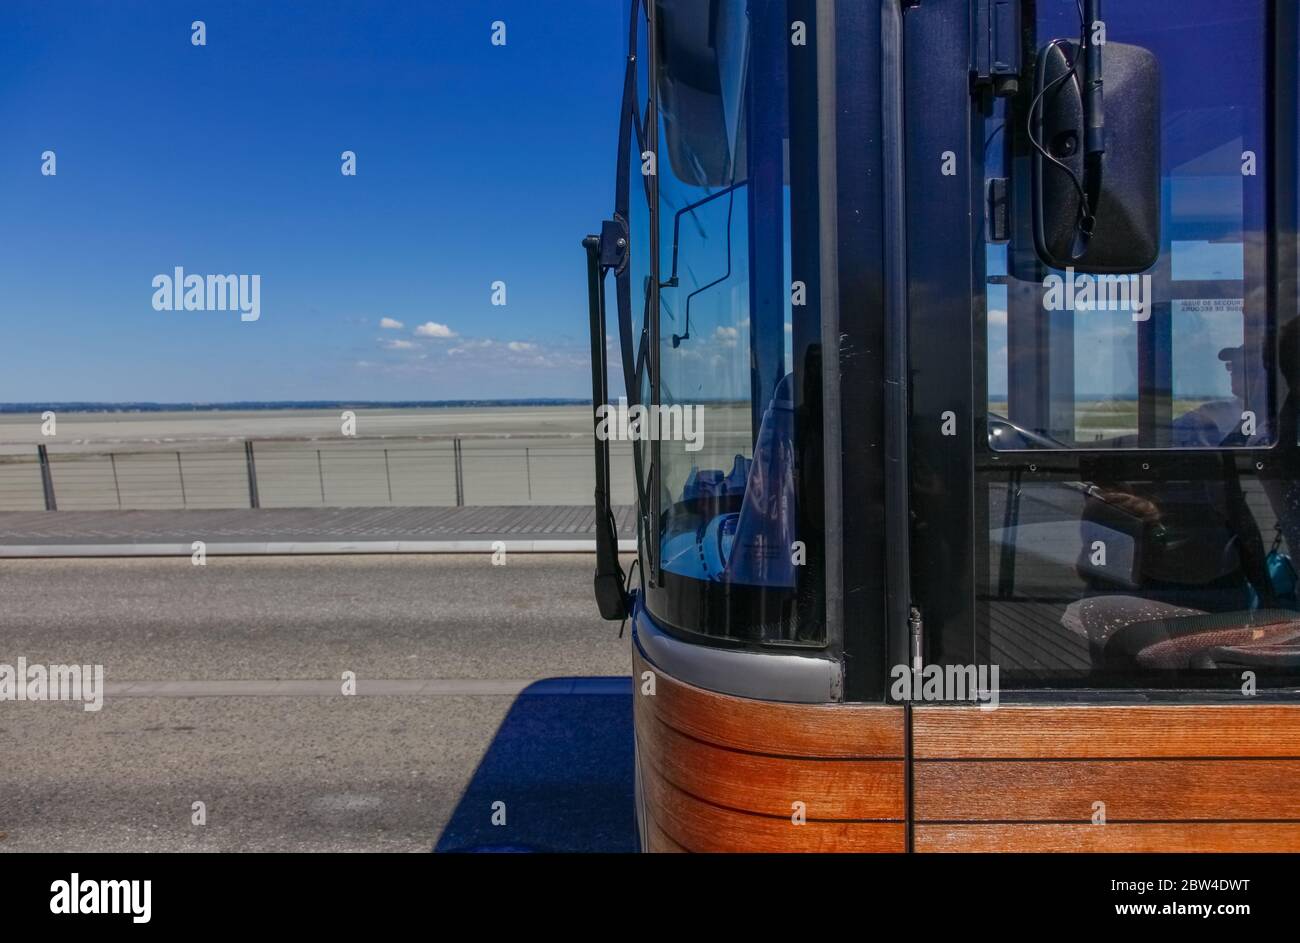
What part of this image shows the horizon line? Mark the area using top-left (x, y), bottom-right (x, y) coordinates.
top-left (0, 399), bottom-right (593, 413)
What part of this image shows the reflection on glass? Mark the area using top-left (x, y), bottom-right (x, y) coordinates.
top-left (988, 477), bottom-right (1300, 682)
top-left (986, 0), bottom-right (1270, 451)
top-left (648, 0), bottom-right (821, 643)
top-left (977, 0), bottom-right (1297, 686)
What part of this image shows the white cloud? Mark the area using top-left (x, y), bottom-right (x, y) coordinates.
top-left (448, 339), bottom-right (495, 356)
top-left (988, 308), bottom-right (1008, 327)
top-left (433, 337), bottom-right (587, 371)
top-left (415, 321), bottom-right (457, 338)
top-left (383, 339), bottom-right (417, 350)
top-left (379, 317), bottom-right (404, 330)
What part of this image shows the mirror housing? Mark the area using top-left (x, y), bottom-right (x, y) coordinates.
top-left (1032, 40), bottom-right (1161, 274)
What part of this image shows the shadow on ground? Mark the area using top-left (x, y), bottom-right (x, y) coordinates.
top-left (433, 677), bottom-right (637, 853)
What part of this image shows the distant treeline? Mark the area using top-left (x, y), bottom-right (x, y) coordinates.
top-left (0, 400), bottom-right (590, 414)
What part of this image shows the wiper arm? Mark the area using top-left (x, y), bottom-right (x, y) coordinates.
top-left (582, 225), bottom-right (629, 621)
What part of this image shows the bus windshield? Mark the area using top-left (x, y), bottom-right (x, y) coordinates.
top-left (648, 0), bottom-right (823, 644)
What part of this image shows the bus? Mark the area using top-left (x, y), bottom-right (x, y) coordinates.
top-left (583, 0), bottom-right (1300, 852)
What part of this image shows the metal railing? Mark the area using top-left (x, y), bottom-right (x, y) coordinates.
top-left (0, 437), bottom-right (637, 512)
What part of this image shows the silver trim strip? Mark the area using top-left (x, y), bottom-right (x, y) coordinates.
top-left (633, 608), bottom-right (843, 703)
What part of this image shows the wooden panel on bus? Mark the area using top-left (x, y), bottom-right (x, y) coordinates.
top-left (634, 650), bottom-right (906, 852)
top-left (913, 704), bottom-right (1300, 852)
top-left (915, 823), bottom-right (1300, 853)
top-left (636, 651), bottom-right (905, 757)
top-left (913, 704), bottom-right (1300, 758)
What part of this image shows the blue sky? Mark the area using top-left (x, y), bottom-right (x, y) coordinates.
top-left (0, 1), bottom-right (624, 402)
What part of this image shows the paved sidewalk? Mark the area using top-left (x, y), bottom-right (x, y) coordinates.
top-left (0, 505), bottom-right (638, 557)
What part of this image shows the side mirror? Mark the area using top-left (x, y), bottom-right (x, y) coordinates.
top-left (1032, 40), bottom-right (1161, 274)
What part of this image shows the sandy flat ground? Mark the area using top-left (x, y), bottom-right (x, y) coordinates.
top-left (0, 406), bottom-right (596, 454)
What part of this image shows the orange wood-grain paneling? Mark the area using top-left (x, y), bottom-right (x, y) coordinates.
top-left (635, 651), bottom-right (904, 757)
top-left (913, 704), bottom-right (1300, 759)
top-left (642, 813), bottom-right (686, 853)
top-left (634, 651), bottom-right (1300, 851)
top-left (634, 699), bottom-right (904, 820)
top-left (913, 704), bottom-right (1300, 852)
top-left (642, 763), bottom-right (906, 853)
top-left (914, 759), bottom-right (1300, 821)
top-left (916, 823), bottom-right (1300, 853)
top-left (633, 648), bottom-right (906, 852)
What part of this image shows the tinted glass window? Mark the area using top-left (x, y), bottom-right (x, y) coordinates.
top-left (976, 0), bottom-right (1300, 689)
top-left (987, 0), bottom-right (1271, 451)
top-left (645, 0), bottom-right (824, 644)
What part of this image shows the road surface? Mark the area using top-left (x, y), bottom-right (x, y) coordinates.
top-left (0, 554), bottom-right (636, 852)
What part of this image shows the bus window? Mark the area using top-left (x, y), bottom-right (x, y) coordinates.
top-left (645, 0), bottom-right (824, 645)
top-left (977, 0), bottom-right (1299, 688)
top-left (987, 0), bottom-right (1270, 452)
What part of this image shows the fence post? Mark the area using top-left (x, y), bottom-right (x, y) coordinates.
top-left (176, 451), bottom-right (187, 508)
top-left (525, 447), bottom-right (532, 501)
top-left (37, 444), bottom-right (57, 511)
top-left (383, 448), bottom-right (393, 504)
top-left (109, 453), bottom-right (122, 509)
top-left (317, 449), bottom-right (326, 504)
top-left (453, 438), bottom-right (464, 507)
top-left (244, 440), bottom-right (260, 508)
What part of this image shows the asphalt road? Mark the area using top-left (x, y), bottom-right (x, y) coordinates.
top-left (0, 554), bottom-right (635, 852)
